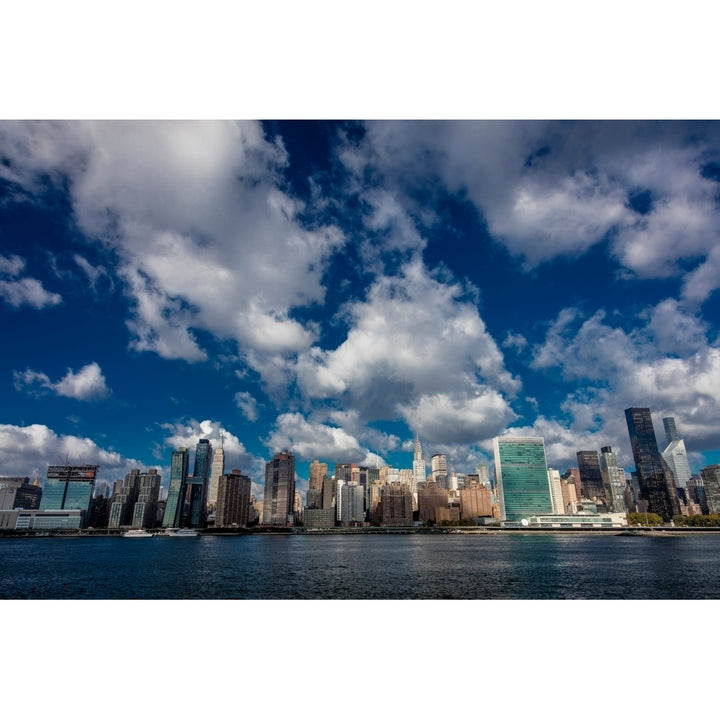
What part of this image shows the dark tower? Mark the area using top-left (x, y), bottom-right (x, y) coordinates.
top-left (576, 450), bottom-right (605, 501)
top-left (624, 407), bottom-right (681, 521)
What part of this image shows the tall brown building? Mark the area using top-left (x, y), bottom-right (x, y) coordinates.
top-left (459, 485), bottom-right (493, 520)
top-left (216, 469), bottom-right (252, 527)
top-left (262, 450), bottom-right (296, 526)
top-left (418, 481), bottom-right (448, 523)
top-left (309, 460), bottom-right (327, 492)
top-left (380, 483), bottom-right (413, 526)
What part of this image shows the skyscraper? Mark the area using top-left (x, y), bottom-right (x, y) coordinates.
top-left (340, 481), bottom-right (365, 525)
top-left (131, 469), bottom-right (161, 528)
top-left (40, 464), bottom-right (98, 526)
top-left (262, 450), bottom-right (296, 526)
top-left (661, 417), bottom-right (692, 489)
top-left (493, 437), bottom-right (552, 522)
top-left (186, 438), bottom-right (212, 527)
top-left (412, 434), bottom-right (426, 494)
top-left (599, 446), bottom-right (628, 513)
top-left (700, 465), bottom-right (720, 514)
top-left (215, 469), bottom-right (252, 527)
top-left (431, 453), bottom-right (447, 488)
top-left (576, 450), bottom-right (605, 501)
top-left (207, 433), bottom-right (226, 511)
top-left (162, 448), bottom-right (189, 528)
top-left (624, 407), bottom-right (681, 521)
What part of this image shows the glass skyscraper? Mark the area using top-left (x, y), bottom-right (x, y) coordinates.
top-left (40, 464), bottom-right (98, 526)
top-left (162, 448), bottom-right (189, 528)
top-left (493, 437), bottom-right (552, 522)
top-left (186, 438), bottom-right (212, 527)
top-left (624, 407), bottom-right (681, 521)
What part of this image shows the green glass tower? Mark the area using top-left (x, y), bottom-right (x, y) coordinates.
top-left (162, 448), bottom-right (189, 528)
top-left (493, 437), bottom-right (552, 522)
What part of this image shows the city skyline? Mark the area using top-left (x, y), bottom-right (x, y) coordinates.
top-left (2, 121), bottom-right (720, 502)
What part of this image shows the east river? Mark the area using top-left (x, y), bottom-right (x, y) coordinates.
top-left (3, 531), bottom-right (720, 599)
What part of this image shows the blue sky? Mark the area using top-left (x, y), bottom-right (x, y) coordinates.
top-left (2, 120), bottom-right (720, 498)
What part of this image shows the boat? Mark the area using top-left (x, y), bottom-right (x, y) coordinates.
top-left (122, 529), bottom-right (153, 538)
top-left (164, 528), bottom-right (200, 537)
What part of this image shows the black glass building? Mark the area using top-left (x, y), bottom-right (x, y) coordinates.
top-left (624, 407), bottom-right (681, 521)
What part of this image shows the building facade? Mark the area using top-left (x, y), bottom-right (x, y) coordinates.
top-left (493, 437), bottom-right (552, 523)
top-left (39, 464), bottom-right (98, 527)
top-left (576, 451), bottom-right (605, 501)
top-left (599, 446), bottom-right (628, 513)
top-left (215, 469), bottom-right (252, 527)
top-left (162, 448), bottom-right (189, 528)
top-left (625, 407), bottom-right (681, 521)
top-left (263, 450), bottom-right (296, 526)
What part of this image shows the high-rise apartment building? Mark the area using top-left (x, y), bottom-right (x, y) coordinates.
top-left (547, 469), bottom-right (565, 514)
top-left (661, 417), bottom-right (692, 489)
top-left (624, 407), bottom-right (681, 521)
top-left (493, 437), bottom-right (552, 522)
top-left (309, 460), bottom-right (328, 492)
top-left (131, 469), bottom-right (161, 528)
top-left (599, 446), bottom-right (628, 513)
top-left (340, 481), bottom-right (365, 525)
top-left (576, 451), bottom-right (605, 501)
top-left (215, 469), bottom-right (252, 527)
top-left (162, 448), bottom-right (189, 528)
top-left (379, 483), bottom-right (413, 526)
top-left (185, 438), bottom-right (212, 527)
top-left (418, 481), bottom-right (449, 523)
top-left (459, 484), bottom-right (493, 520)
top-left (207, 433), bottom-right (226, 511)
top-left (40, 464), bottom-right (98, 527)
top-left (700, 465), bottom-right (720, 514)
top-left (262, 450), bottom-right (296, 526)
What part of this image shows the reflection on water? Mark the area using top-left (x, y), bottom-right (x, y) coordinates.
top-left (2, 533), bottom-right (719, 599)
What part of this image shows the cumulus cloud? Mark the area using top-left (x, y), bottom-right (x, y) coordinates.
top-left (295, 256), bottom-right (519, 419)
top-left (0, 423), bottom-right (145, 484)
top-left (0, 253), bottom-right (62, 309)
top-left (0, 121), bottom-right (344, 378)
top-left (159, 418), bottom-right (266, 492)
top-left (342, 121), bottom-right (720, 300)
top-left (13, 362), bottom-right (110, 401)
top-left (529, 298), bottom-right (720, 463)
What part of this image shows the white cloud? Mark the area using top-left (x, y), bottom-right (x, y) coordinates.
top-left (0, 121), bottom-right (344, 376)
top-left (0, 275), bottom-right (62, 309)
top-left (529, 299), bottom-right (720, 463)
top-left (0, 254), bottom-right (25, 276)
top-left (343, 121), bottom-right (720, 299)
top-left (234, 391), bottom-right (259, 422)
top-left (13, 362), bottom-right (110, 401)
top-left (295, 256), bottom-right (519, 417)
top-left (0, 423), bottom-right (145, 485)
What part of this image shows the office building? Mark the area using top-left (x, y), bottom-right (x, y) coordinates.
top-left (624, 407), bottom-right (681, 521)
top-left (379, 483), bottom-right (413, 526)
top-left (548, 469), bottom-right (565, 514)
top-left (162, 448), bottom-right (189, 528)
top-left (131, 469), bottom-right (161, 528)
top-left (40, 464), bottom-right (98, 527)
top-left (109, 470), bottom-right (141, 528)
top-left (0, 477), bottom-right (41, 510)
top-left (185, 438), bottom-right (212, 527)
top-left (599, 446), bottom-right (628, 513)
top-left (661, 417), bottom-right (692, 489)
top-left (431, 454), bottom-right (448, 488)
top-left (309, 460), bottom-right (328, 493)
top-left (207, 433), bottom-right (226, 511)
top-left (700, 465), bottom-right (720, 514)
top-left (262, 450), bottom-right (296, 526)
top-left (459, 484), bottom-right (493, 520)
top-left (576, 451), bottom-right (605, 501)
top-left (493, 437), bottom-right (552, 523)
top-left (418, 481), bottom-right (448, 523)
top-left (340, 481), bottom-right (365, 524)
top-left (215, 469), bottom-right (252, 527)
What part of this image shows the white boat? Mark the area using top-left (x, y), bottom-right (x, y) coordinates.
top-left (122, 529), bottom-right (153, 538)
top-left (165, 528), bottom-right (200, 537)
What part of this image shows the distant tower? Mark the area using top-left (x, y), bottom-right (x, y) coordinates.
top-left (412, 434), bottom-right (426, 494)
top-left (624, 407), bottom-right (681, 521)
top-left (493, 437), bottom-right (552, 522)
top-left (216, 469), bottom-right (252, 528)
top-left (162, 448), bottom-right (189, 528)
top-left (207, 432), bottom-right (226, 510)
top-left (185, 438), bottom-right (212, 527)
top-left (431, 453), bottom-right (447, 488)
top-left (599, 446), bottom-right (628, 513)
top-left (661, 417), bottom-right (692, 489)
top-left (262, 450), bottom-right (296, 526)
top-left (576, 451), bottom-right (605, 501)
